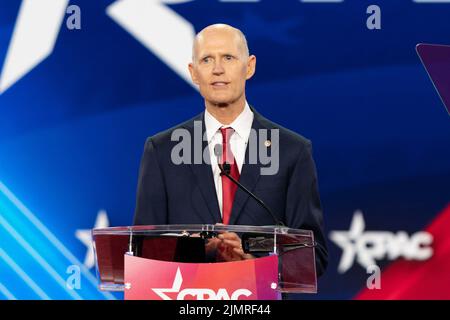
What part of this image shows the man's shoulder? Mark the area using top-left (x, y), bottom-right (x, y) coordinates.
top-left (145, 112), bottom-right (203, 147)
top-left (254, 111), bottom-right (311, 148)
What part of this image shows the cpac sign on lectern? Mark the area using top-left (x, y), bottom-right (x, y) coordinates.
top-left (93, 224), bottom-right (317, 300)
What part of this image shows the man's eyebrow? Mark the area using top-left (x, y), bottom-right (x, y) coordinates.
top-left (198, 54), bottom-right (212, 60)
top-left (200, 52), bottom-right (237, 58)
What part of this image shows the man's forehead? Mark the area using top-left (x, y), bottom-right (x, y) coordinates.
top-left (192, 24), bottom-right (249, 61)
top-left (196, 30), bottom-right (240, 48)
top-left (196, 44), bottom-right (241, 56)
top-left (195, 33), bottom-right (242, 57)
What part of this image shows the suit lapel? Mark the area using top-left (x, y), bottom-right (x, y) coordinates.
top-left (228, 110), bottom-right (269, 225)
top-left (184, 113), bottom-right (222, 223)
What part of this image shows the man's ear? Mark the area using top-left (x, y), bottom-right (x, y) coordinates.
top-left (188, 63), bottom-right (199, 85)
top-left (246, 55), bottom-right (256, 80)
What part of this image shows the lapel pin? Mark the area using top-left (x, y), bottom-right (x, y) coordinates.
top-left (264, 140), bottom-right (271, 147)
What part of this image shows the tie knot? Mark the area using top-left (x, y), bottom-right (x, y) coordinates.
top-left (220, 127), bottom-right (234, 144)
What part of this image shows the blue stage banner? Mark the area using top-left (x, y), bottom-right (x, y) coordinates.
top-left (0, 0), bottom-right (449, 300)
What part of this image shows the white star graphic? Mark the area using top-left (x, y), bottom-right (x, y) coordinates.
top-left (329, 210), bottom-right (365, 274)
top-left (152, 267), bottom-right (183, 300)
top-left (75, 209), bottom-right (109, 269)
top-left (0, 0), bottom-right (69, 94)
top-left (106, 0), bottom-right (197, 89)
top-left (330, 210), bottom-right (435, 274)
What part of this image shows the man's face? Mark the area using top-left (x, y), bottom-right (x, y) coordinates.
top-left (189, 29), bottom-right (256, 107)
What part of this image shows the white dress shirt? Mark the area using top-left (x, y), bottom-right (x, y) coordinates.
top-left (204, 102), bottom-right (254, 216)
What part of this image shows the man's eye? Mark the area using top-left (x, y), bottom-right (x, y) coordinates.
top-left (202, 57), bottom-right (210, 63)
top-left (224, 55), bottom-right (233, 60)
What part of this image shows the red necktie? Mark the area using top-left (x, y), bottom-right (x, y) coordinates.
top-left (220, 127), bottom-right (240, 225)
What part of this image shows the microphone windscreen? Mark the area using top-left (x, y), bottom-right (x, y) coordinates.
top-left (223, 163), bottom-right (231, 174)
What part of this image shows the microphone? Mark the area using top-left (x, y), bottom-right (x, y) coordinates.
top-left (214, 144), bottom-right (285, 227)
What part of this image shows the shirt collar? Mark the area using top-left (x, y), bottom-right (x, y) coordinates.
top-left (204, 101), bottom-right (254, 143)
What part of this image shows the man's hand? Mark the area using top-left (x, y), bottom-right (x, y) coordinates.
top-left (214, 232), bottom-right (254, 261)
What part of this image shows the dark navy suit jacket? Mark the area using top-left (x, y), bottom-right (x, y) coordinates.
top-left (133, 108), bottom-right (328, 276)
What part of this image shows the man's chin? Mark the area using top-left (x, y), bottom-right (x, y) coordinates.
top-left (208, 98), bottom-right (238, 108)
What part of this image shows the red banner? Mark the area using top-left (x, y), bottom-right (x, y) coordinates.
top-left (124, 255), bottom-right (280, 300)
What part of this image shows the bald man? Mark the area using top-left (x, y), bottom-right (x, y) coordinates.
top-left (133, 24), bottom-right (328, 275)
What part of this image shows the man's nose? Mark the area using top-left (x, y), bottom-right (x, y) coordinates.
top-left (212, 61), bottom-right (225, 75)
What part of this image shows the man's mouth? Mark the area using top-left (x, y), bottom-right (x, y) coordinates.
top-left (211, 81), bottom-right (229, 87)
